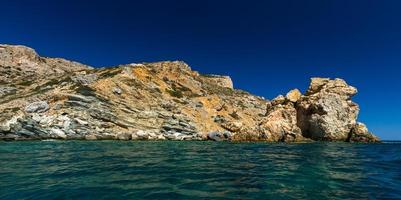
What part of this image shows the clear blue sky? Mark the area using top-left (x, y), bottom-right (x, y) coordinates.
top-left (1, 0), bottom-right (400, 140)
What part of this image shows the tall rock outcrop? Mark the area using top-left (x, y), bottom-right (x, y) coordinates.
top-left (0, 44), bottom-right (379, 142)
top-left (296, 78), bottom-right (378, 142)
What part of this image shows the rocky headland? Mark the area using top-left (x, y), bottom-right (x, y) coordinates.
top-left (0, 44), bottom-right (379, 142)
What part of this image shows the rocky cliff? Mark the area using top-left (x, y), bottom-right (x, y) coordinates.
top-left (0, 44), bottom-right (379, 142)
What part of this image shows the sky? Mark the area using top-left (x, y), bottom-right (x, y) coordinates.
top-left (1, 0), bottom-right (400, 140)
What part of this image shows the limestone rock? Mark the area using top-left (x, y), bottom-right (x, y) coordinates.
top-left (50, 128), bottom-right (67, 139)
top-left (286, 89), bottom-right (302, 103)
top-left (0, 116), bottom-right (22, 132)
top-left (71, 74), bottom-right (98, 85)
top-left (0, 44), bottom-right (379, 142)
top-left (221, 121), bottom-right (242, 132)
top-left (25, 101), bottom-right (49, 113)
top-left (132, 130), bottom-right (160, 140)
top-left (207, 131), bottom-right (233, 141)
top-left (260, 104), bottom-right (305, 142)
top-left (297, 78), bottom-right (360, 141)
top-left (161, 115), bottom-right (199, 139)
top-left (306, 78), bottom-right (330, 95)
top-left (85, 134), bottom-right (98, 140)
top-left (74, 118), bottom-right (89, 126)
top-left (136, 130), bottom-right (149, 140)
top-left (116, 132), bottom-right (132, 140)
top-left (306, 77), bottom-right (357, 97)
top-left (271, 95), bottom-right (286, 106)
top-left (348, 122), bottom-right (380, 142)
top-left (0, 44), bottom-right (89, 83)
top-left (0, 86), bottom-right (16, 96)
top-left (112, 87), bottom-right (122, 95)
top-left (201, 75), bottom-right (234, 89)
top-left (0, 44), bottom-right (40, 66)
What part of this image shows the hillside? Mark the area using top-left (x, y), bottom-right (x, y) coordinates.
top-left (0, 44), bottom-right (379, 142)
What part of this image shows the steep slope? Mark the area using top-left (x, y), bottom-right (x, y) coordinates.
top-left (0, 44), bottom-right (379, 142)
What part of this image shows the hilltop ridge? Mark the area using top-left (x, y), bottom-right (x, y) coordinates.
top-left (0, 44), bottom-right (379, 142)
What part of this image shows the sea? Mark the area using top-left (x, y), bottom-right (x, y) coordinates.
top-left (1, 141), bottom-right (400, 199)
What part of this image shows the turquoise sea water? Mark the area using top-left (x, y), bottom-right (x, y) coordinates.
top-left (0, 141), bottom-right (400, 200)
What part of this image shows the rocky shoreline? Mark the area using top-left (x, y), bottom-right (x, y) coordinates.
top-left (0, 44), bottom-right (379, 142)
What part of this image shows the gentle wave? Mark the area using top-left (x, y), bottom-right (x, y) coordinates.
top-left (0, 141), bottom-right (400, 199)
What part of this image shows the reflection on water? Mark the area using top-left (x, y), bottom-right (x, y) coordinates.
top-left (0, 141), bottom-right (400, 199)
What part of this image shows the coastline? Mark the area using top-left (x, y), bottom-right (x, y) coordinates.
top-left (0, 44), bottom-right (379, 143)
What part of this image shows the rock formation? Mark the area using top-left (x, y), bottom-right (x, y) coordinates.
top-left (0, 44), bottom-right (379, 142)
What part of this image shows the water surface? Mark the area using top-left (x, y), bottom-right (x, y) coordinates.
top-left (1, 141), bottom-right (400, 199)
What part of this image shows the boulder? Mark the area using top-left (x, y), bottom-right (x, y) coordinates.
top-left (207, 131), bottom-right (233, 141)
top-left (112, 87), bottom-right (122, 95)
top-left (286, 89), bottom-right (302, 103)
top-left (165, 132), bottom-right (186, 140)
top-left (50, 128), bottom-right (67, 139)
top-left (85, 134), bottom-right (98, 140)
top-left (116, 132), bottom-right (132, 140)
top-left (207, 132), bottom-right (224, 141)
top-left (157, 134), bottom-right (166, 140)
top-left (74, 118), bottom-right (89, 126)
top-left (220, 121), bottom-right (242, 132)
top-left (25, 101), bottom-right (49, 113)
top-left (348, 122), bottom-right (380, 142)
top-left (133, 130), bottom-right (149, 140)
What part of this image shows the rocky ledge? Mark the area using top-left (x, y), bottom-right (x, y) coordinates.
top-left (0, 44), bottom-right (379, 142)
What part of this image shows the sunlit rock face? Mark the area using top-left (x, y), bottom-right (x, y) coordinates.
top-left (0, 44), bottom-right (379, 142)
top-left (297, 78), bottom-right (369, 141)
top-left (348, 122), bottom-right (380, 143)
top-left (259, 101), bottom-right (306, 142)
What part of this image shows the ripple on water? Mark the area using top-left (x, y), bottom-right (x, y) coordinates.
top-left (0, 141), bottom-right (401, 199)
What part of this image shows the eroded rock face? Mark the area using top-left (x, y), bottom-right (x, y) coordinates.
top-left (71, 74), bottom-right (98, 85)
top-left (0, 44), bottom-right (379, 142)
top-left (260, 102), bottom-right (305, 142)
top-left (201, 75), bottom-right (234, 89)
top-left (297, 78), bottom-right (361, 141)
top-left (0, 44), bottom-right (40, 66)
top-left (348, 122), bottom-right (380, 142)
top-left (0, 44), bottom-right (90, 83)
